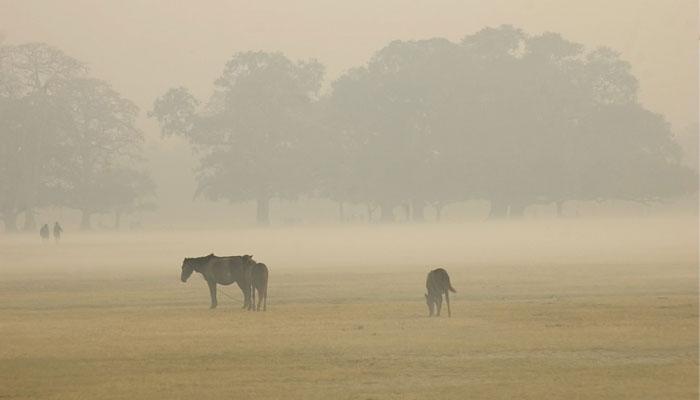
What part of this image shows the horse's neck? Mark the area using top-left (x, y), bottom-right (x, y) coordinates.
top-left (193, 258), bottom-right (212, 273)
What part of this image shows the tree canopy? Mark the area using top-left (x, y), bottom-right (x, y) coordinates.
top-left (151, 26), bottom-right (696, 224)
top-left (151, 51), bottom-right (324, 224)
top-left (322, 26), bottom-right (696, 220)
top-left (0, 43), bottom-right (154, 231)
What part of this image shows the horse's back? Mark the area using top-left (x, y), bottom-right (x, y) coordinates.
top-left (252, 263), bottom-right (268, 287)
top-left (207, 255), bottom-right (251, 284)
top-left (426, 268), bottom-right (451, 293)
top-left (213, 256), bottom-right (248, 270)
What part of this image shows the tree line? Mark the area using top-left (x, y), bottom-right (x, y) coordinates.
top-left (1, 26), bottom-right (696, 231)
top-left (151, 26), bottom-right (697, 225)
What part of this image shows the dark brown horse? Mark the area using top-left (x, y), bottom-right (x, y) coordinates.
top-left (250, 262), bottom-right (269, 311)
top-left (180, 254), bottom-right (256, 310)
top-left (425, 267), bottom-right (456, 317)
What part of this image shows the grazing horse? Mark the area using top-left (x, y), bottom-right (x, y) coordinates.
top-left (250, 262), bottom-right (269, 311)
top-left (425, 268), bottom-right (456, 317)
top-left (180, 253), bottom-right (256, 310)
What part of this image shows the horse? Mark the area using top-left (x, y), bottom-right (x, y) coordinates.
top-left (425, 268), bottom-right (456, 317)
top-left (180, 253), bottom-right (256, 310)
top-left (250, 262), bottom-right (269, 311)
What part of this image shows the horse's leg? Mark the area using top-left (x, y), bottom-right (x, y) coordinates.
top-left (254, 286), bottom-right (259, 311)
top-left (257, 285), bottom-right (265, 311)
top-left (251, 284), bottom-right (257, 311)
top-left (239, 281), bottom-right (252, 311)
top-left (207, 280), bottom-right (217, 309)
top-left (436, 294), bottom-right (443, 316)
top-left (445, 289), bottom-right (451, 318)
top-left (262, 285), bottom-right (267, 311)
top-left (236, 280), bottom-right (248, 309)
top-left (245, 286), bottom-right (253, 311)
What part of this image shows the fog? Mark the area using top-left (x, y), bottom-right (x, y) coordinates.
top-left (0, 1), bottom-right (697, 230)
top-left (1, 3), bottom-right (699, 397)
top-left (2, 219), bottom-right (696, 399)
top-left (5, 218), bottom-right (696, 278)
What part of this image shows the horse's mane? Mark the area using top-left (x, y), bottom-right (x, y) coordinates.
top-left (185, 253), bottom-right (255, 273)
top-left (185, 254), bottom-right (216, 271)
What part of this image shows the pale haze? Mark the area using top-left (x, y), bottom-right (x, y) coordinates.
top-left (1, 1), bottom-right (697, 227)
top-left (1, 1), bottom-right (697, 126)
top-left (0, 2), bottom-right (698, 399)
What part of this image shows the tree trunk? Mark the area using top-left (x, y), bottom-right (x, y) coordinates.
top-left (366, 203), bottom-right (375, 223)
top-left (114, 210), bottom-right (122, 231)
top-left (435, 203), bottom-right (444, 223)
top-left (338, 201), bottom-right (345, 223)
top-left (402, 203), bottom-right (410, 222)
top-left (80, 210), bottom-right (93, 230)
top-left (488, 199), bottom-right (508, 219)
top-left (411, 199), bottom-right (425, 222)
top-left (256, 197), bottom-right (270, 226)
top-left (509, 202), bottom-right (527, 218)
top-left (379, 202), bottom-right (395, 223)
top-left (556, 200), bottom-right (565, 218)
top-left (22, 208), bottom-right (37, 231)
top-left (2, 210), bottom-right (18, 233)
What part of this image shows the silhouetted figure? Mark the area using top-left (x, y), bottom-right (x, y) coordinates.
top-left (180, 253), bottom-right (256, 310)
top-left (53, 222), bottom-right (63, 242)
top-left (250, 262), bottom-right (269, 311)
top-left (39, 224), bottom-right (49, 242)
top-left (425, 268), bottom-right (456, 317)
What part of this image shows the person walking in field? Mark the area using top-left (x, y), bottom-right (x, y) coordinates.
top-left (53, 222), bottom-right (63, 242)
top-left (39, 224), bottom-right (49, 242)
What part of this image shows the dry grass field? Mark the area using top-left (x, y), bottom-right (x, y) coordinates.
top-left (0, 219), bottom-right (697, 399)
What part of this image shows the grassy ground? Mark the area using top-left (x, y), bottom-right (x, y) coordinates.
top-left (0, 220), bottom-right (697, 399)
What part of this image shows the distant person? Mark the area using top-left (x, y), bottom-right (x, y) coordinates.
top-left (39, 224), bottom-right (49, 242)
top-left (53, 222), bottom-right (63, 242)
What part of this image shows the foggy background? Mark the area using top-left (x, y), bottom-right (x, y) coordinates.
top-left (1, 4), bottom-right (698, 397)
top-left (0, 0), bottom-right (697, 230)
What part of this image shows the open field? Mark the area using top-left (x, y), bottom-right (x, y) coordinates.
top-left (1, 219), bottom-right (698, 399)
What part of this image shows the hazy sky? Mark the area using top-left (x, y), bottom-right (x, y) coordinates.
top-left (1, 0), bottom-right (697, 132)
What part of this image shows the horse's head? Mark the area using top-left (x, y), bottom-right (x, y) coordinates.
top-left (242, 254), bottom-right (255, 265)
top-left (181, 258), bottom-right (195, 282)
top-left (425, 293), bottom-right (435, 317)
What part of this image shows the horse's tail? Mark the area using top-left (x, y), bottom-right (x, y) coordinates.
top-left (260, 263), bottom-right (269, 311)
top-left (261, 269), bottom-right (269, 295)
top-left (446, 275), bottom-right (456, 293)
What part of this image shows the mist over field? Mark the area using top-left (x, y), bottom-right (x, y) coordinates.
top-left (3, 218), bottom-right (697, 275)
top-left (0, 1), bottom-right (698, 399)
top-left (1, 219), bottom-right (697, 399)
